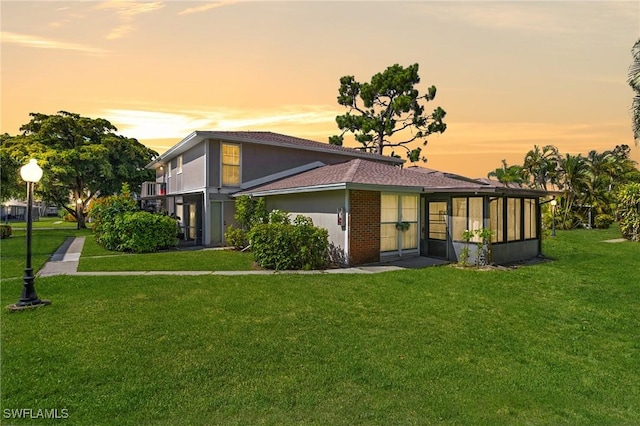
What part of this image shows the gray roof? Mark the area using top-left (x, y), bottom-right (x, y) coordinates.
top-left (147, 130), bottom-right (404, 168)
top-left (237, 159), bottom-right (549, 197)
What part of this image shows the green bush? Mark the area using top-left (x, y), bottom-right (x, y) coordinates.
top-left (0, 224), bottom-right (12, 239)
top-left (617, 183), bottom-right (640, 241)
top-left (250, 214), bottom-right (328, 270)
top-left (100, 211), bottom-right (178, 253)
top-left (224, 226), bottom-right (248, 249)
top-left (234, 195), bottom-right (268, 230)
top-left (89, 185), bottom-right (138, 246)
top-left (594, 214), bottom-right (614, 229)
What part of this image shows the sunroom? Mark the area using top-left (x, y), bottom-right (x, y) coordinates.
top-left (420, 191), bottom-right (545, 265)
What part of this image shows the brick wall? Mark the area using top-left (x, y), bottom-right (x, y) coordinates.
top-left (348, 190), bottom-right (381, 265)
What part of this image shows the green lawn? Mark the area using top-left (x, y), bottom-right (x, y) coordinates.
top-left (79, 235), bottom-right (256, 271)
top-left (4, 216), bottom-right (79, 230)
top-left (1, 227), bottom-right (639, 425)
top-left (0, 229), bottom-right (88, 279)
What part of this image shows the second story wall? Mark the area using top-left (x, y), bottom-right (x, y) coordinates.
top-left (166, 142), bottom-right (205, 193)
top-left (207, 138), bottom-right (387, 189)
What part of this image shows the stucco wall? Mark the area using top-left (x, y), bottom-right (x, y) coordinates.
top-left (265, 190), bottom-right (347, 255)
top-left (181, 143), bottom-right (205, 191)
top-left (241, 144), bottom-right (364, 182)
top-left (450, 239), bottom-right (540, 264)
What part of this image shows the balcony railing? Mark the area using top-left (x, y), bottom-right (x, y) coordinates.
top-left (140, 182), bottom-right (166, 199)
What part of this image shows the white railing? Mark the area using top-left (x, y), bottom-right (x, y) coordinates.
top-left (140, 182), bottom-right (166, 198)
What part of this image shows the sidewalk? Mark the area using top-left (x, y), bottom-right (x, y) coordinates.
top-left (36, 237), bottom-right (444, 277)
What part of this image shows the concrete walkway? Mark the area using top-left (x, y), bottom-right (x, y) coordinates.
top-left (36, 237), bottom-right (448, 277)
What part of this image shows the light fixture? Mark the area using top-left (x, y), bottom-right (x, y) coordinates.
top-left (8, 159), bottom-right (51, 311)
top-left (550, 198), bottom-right (557, 237)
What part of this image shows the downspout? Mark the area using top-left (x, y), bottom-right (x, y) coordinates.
top-left (203, 140), bottom-right (211, 245)
top-left (344, 190), bottom-right (350, 265)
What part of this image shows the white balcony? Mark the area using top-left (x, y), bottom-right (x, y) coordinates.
top-left (140, 182), bottom-right (167, 199)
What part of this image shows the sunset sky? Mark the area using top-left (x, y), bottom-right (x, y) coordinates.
top-left (2, 0), bottom-right (639, 178)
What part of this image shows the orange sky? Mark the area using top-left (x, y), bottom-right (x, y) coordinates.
top-left (2, 1), bottom-right (639, 178)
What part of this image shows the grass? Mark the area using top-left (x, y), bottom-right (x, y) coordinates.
top-left (79, 235), bottom-right (256, 271)
top-left (4, 216), bottom-right (79, 230)
top-left (1, 227), bottom-right (639, 424)
top-left (0, 229), bottom-right (88, 280)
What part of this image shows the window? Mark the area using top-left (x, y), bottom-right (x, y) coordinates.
top-left (380, 194), bottom-right (399, 252)
top-left (221, 144), bottom-right (240, 186)
top-left (451, 198), bottom-right (467, 241)
top-left (380, 194), bottom-right (419, 252)
top-left (468, 197), bottom-right (483, 242)
top-left (401, 195), bottom-right (418, 250)
top-left (507, 198), bottom-right (522, 241)
top-left (489, 198), bottom-right (504, 243)
top-left (452, 197), bottom-right (483, 242)
top-left (524, 198), bottom-right (537, 239)
top-left (177, 156), bottom-right (183, 174)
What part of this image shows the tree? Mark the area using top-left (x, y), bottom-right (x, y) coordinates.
top-left (523, 144), bottom-right (559, 190)
top-left (329, 63), bottom-right (446, 162)
top-left (487, 160), bottom-right (525, 187)
top-left (0, 111), bottom-right (158, 228)
top-left (628, 38), bottom-right (640, 145)
top-left (0, 133), bottom-right (24, 201)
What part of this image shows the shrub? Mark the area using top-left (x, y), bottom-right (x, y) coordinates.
top-left (617, 183), bottom-right (640, 241)
top-left (234, 195), bottom-right (268, 230)
top-left (594, 214), bottom-right (614, 229)
top-left (101, 211), bottom-right (178, 253)
top-left (224, 226), bottom-right (248, 249)
top-left (0, 225), bottom-right (12, 239)
top-left (250, 214), bottom-right (328, 270)
top-left (89, 185), bottom-right (138, 246)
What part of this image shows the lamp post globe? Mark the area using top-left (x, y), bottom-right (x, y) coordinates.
top-left (20, 158), bottom-right (43, 183)
top-left (9, 159), bottom-right (51, 311)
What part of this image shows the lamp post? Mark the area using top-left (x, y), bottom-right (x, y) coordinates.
top-left (550, 199), bottom-right (557, 237)
top-left (9, 159), bottom-right (51, 311)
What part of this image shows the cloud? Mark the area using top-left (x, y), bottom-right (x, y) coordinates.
top-left (0, 31), bottom-right (108, 54)
top-left (425, 1), bottom-right (638, 36)
top-left (178, 1), bottom-right (237, 16)
top-left (101, 105), bottom-right (339, 140)
top-left (428, 121), bottom-right (630, 156)
top-left (96, 1), bottom-right (165, 40)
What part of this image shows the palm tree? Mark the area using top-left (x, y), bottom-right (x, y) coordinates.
top-left (488, 159), bottom-right (525, 187)
top-left (584, 149), bottom-right (618, 216)
top-left (557, 153), bottom-right (590, 227)
top-left (523, 144), bottom-right (559, 190)
top-left (629, 38), bottom-right (640, 145)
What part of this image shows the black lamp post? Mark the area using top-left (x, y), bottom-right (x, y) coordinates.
top-left (550, 199), bottom-right (557, 237)
top-left (8, 159), bottom-right (51, 311)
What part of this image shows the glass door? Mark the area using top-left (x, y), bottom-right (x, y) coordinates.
top-left (427, 200), bottom-right (448, 259)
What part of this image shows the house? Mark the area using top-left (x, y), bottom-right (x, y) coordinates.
top-left (142, 131), bottom-right (548, 265)
top-left (141, 131), bottom-right (403, 246)
top-left (1, 199), bottom-right (57, 221)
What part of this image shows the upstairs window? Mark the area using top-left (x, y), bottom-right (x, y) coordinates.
top-left (177, 156), bottom-right (183, 174)
top-left (221, 143), bottom-right (240, 186)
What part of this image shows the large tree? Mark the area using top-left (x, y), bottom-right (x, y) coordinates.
top-left (329, 63), bottom-right (447, 162)
top-left (629, 38), bottom-right (640, 145)
top-left (0, 133), bottom-right (24, 201)
top-left (0, 111), bottom-right (158, 228)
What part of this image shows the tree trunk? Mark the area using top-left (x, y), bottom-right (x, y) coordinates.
top-left (376, 133), bottom-right (385, 156)
top-left (76, 199), bottom-right (87, 229)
